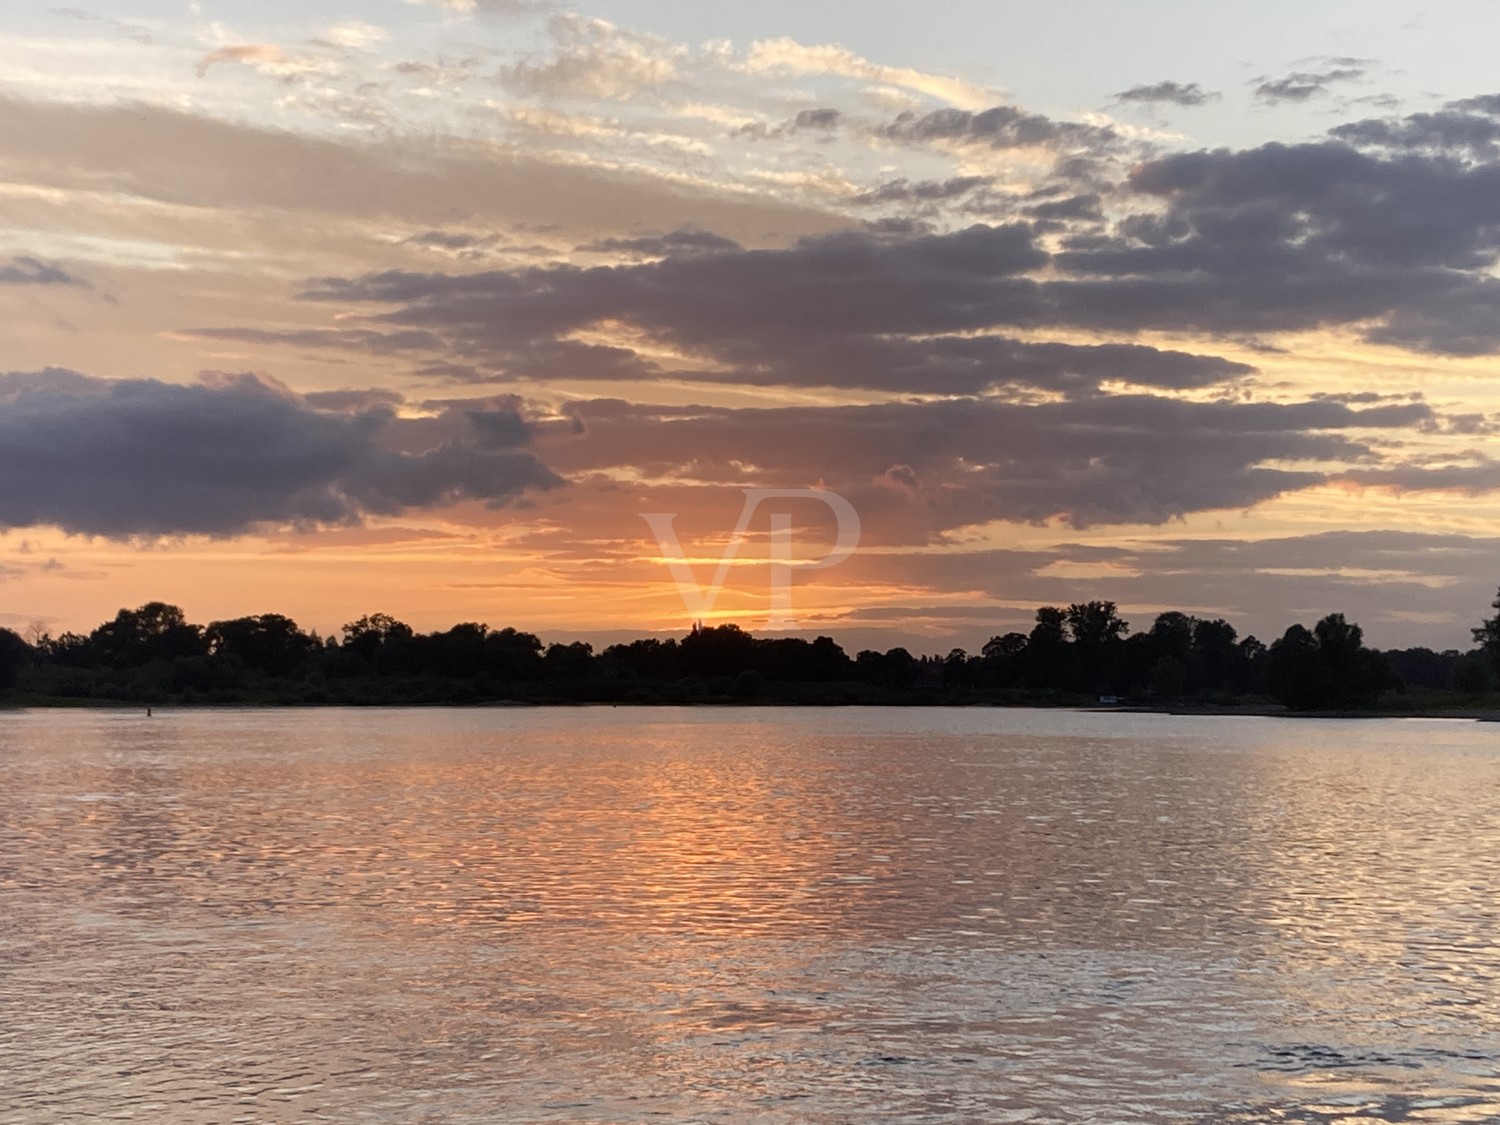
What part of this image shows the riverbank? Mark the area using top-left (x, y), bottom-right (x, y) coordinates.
top-left (7, 690), bottom-right (1500, 719)
top-left (1092, 702), bottom-right (1500, 720)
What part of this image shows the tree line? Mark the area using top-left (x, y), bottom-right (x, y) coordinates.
top-left (2, 595), bottom-right (1499, 709)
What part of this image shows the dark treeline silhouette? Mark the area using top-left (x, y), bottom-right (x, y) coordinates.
top-left (2, 594), bottom-right (1498, 710)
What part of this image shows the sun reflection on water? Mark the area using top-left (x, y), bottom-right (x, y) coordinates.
top-left (2, 708), bottom-right (1500, 1122)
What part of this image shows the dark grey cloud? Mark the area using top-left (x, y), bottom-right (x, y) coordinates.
top-left (1115, 81), bottom-right (1219, 108)
top-left (301, 387), bottom-right (405, 411)
top-left (1254, 66), bottom-right (1364, 104)
top-left (195, 93), bottom-right (1500, 378)
top-left (1336, 455), bottom-right (1500, 495)
top-left (735, 107), bottom-right (845, 141)
top-left (0, 369), bottom-right (560, 537)
top-left (881, 105), bottom-right (1118, 152)
top-left (694, 335), bottom-right (1251, 395)
top-left (1025, 193), bottom-right (1103, 222)
top-left (1332, 112), bottom-right (1500, 157)
top-left (407, 229), bottom-right (493, 252)
top-left (287, 223), bottom-right (1260, 394)
top-left (1055, 123), bottom-right (1500, 352)
top-left (579, 228), bottom-right (743, 257)
top-left (538, 393), bottom-right (1425, 536)
top-left (302, 221), bottom-right (1046, 343)
top-left (0, 256), bottom-right (88, 288)
top-left (183, 326), bottom-right (447, 354)
top-left (404, 229), bottom-right (510, 259)
top-left (851, 176), bottom-right (990, 206)
top-left (791, 107), bottom-right (841, 131)
top-left (1330, 93), bottom-right (1500, 158)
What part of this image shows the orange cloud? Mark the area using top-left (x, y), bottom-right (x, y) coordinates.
top-left (196, 44), bottom-right (287, 78)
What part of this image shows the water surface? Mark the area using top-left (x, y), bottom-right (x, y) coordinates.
top-left (3, 707), bottom-right (1500, 1122)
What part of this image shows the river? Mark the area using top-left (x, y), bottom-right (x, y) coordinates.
top-left (2, 707), bottom-right (1499, 1122)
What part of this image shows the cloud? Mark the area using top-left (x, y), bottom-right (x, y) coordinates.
top-left (742, 37), bottom-right (995, 110)
top-left (404, 229), bottom-right (510, 259)
top-left (498, 14), bottom-right (681, 101)
top-left (1330, 94), bottom-right (1500, 158)
top-left (0, 256), bottom-right (88, 288)
top-left (1335, 455), bottom-right (1500, 496)
top-left (195, 91), bottom-right (1500, 381)
top-left (0, 370), bottom-right (560, 537)
top-left (880, 105), bottom-right (1118, 153)
top-left (196, 44), bottom-right (286, 78)
top-left (1050, 123), bottom-right (1500, 352)
top-left (281, 223), bottom-right (1262, 394)
top-left (179, 326), bottom-right (449, 355)
top-left (1115, 81), bottom-right (1219, 108)
top-left (321, 21), bottom-right (390, 51)
top-left (851, 176), bottom-right (991, 206)
top-left (1253, 66), bottom-right (1365, 104)
top-left (403, 0), bottom-right (540, 13)
top-left (791, 107), bottom-right (842, 131)
top-left (0, 92), bottom-right (848, 248)
top-left (579, 228), bottom-right (743, 258)
top-left (533, 393), bottom-right (1424, 538)
top-left (734, 107), bottom-right (849, 141)
top-left (1025, 192), bottom-right (1103, 222)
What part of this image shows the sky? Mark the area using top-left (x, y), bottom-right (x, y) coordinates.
top-left (4, 0), bottom-right (1500, 653)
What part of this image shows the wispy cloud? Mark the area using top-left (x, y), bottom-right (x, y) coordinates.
top-left (741, 37), bottom-right (997, 110)
top-left (0, 256), bottom-right (88, 288)
top-left (1253, 64), bottom-right (1366, 104)
top-left (499, 14), bottom-right (682, 101)
top-left (1114, 80), bottom-right (1219, 108)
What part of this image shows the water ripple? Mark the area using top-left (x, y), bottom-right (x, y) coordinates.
top-left (2, 708), bottom-right (1499, 1122)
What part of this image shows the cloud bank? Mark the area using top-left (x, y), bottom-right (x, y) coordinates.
top-left (0, 370), bottom-right (559, 537)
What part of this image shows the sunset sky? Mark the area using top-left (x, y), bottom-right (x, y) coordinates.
top-left (5, 0), bottom-right (1500, 651)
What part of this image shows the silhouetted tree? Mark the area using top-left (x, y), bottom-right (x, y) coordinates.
top-left (205, 614), bottom-right (317, 676)
top-left (0, 628), bottom-right (31, 690)
top-left (1150, 655), bottom-right (1187, 699)
top-left (544, 641), bottom-right (595, 679)
top-left (341, 613), bottom-right (415, 655)
top-left (43, 632), bottom-right (94, 668)
top-left (980, 632), bottom-right (1028, 688)
top-left (485, 627), bottom-right (546, 680)
top-left (854, 647), bottom-right (919, 688)
top-left (1149, 612), bottom-right (1195, 664)
top-left (1238, 636), bottom-right (1268, 693)
top-left (1453, 654), bottom-right (1494, 695)
top-left (90, 602), bottom-right (205, 668)
top-left (679, 623), bottom-right (756, 679)
top-left (7, 595), bottom-right (1478, 709)
top-left (421, 622), bottom-right (492, 678)
top-left (1383, 647), bottom-right (1459, 691)
top-left (1267, 624), bottom-right (1321, 709)
top-left (941, 648), bottom-right (977, 689)
top-left (1026, 607), bottom-right (1069, 687)
top-left (1267, 614), bottom-right (1393, 709)
top-left (756, 635), bottom-right (851, 682)
top-left (601, 637), bottom-right (680, 681)
top-left (1192, 618), bottom-right (1241, 693)
top-left (1067, 601), bottom-right (1130, 647)
top-left (1473, 588), bottom-right (1500, 671)
top-left (1066, 601), bottom-right (1129, 691)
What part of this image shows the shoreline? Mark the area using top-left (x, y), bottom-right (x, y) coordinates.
top-left (6, 697), bottom-right (1500, 720)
